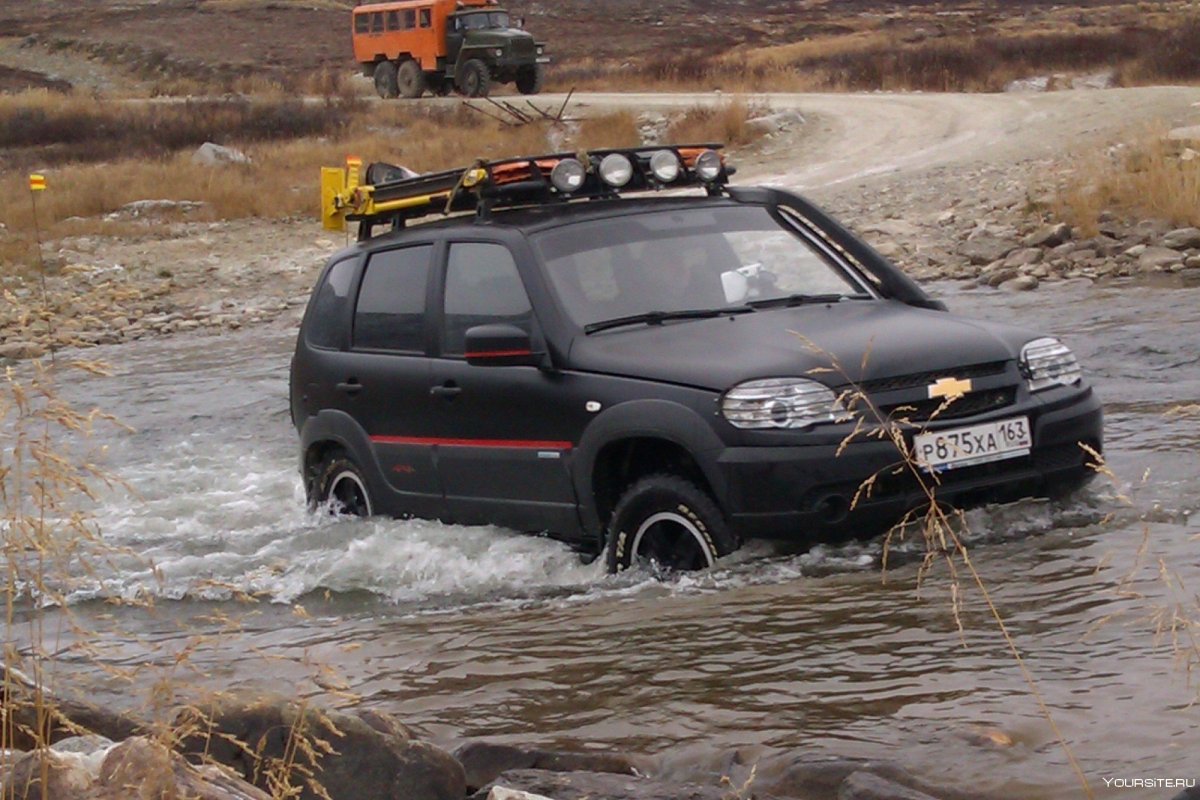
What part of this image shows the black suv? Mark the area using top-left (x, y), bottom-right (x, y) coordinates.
top-left (292, 145), bottom-right (1102, 572)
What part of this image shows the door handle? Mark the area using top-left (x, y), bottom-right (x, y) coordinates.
top-left (430, 382), bottom-right (462, 399)
top-left (336, 380), bottom-right (362, 395)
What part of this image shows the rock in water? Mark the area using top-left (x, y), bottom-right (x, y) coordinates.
top-left (454, 741), bottom-right (640, 794)
top-left (175, 695), bottom-right (465, 800)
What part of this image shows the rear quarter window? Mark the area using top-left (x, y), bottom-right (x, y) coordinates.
top-left (305, 258), bottom-right (357, 350)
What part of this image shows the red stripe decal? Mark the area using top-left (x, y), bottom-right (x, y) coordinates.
top-left (466, 349), bottom-right (533, 358)
top-left (372, 435), bottom-right (572, 450)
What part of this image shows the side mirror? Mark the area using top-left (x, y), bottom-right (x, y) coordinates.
top-left (464, 323), bottom-right (543, 367)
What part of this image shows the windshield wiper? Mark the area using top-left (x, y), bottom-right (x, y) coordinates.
top-left (584, 306), bottom-right (754, 335)
top-left (745, 292), bottom-right (870, 310)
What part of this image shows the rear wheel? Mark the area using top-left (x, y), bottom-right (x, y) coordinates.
top-left (515, 64), bottom-right (543, 95)
top-left (458, 58), bottom-right (490, 97)
top-left (397, 59), bottom-right (425, 99)
top-left (605, 474), bottom-right (737, 573)
top-left (310, 451), bottom-right (373, 517)
top-left (373, 61), bottom-right (399, 99)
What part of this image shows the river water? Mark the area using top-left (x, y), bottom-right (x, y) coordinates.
top-left (8, 278), bottom-right (1199, 799)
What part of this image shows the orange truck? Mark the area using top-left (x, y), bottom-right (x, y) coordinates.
top-left (352, 0), bottom-right (548, 98)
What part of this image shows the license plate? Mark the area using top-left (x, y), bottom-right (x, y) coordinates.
top-left (913, 416), bottom-right (1032, 472)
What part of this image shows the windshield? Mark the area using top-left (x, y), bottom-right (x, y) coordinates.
top-left (456, 11), bottom-right (510, 30)
top-left (532, 205), bottom-right (872, 329)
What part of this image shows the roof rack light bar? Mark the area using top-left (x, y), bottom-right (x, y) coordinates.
top-left (320, 144), bottom-right (734, 237)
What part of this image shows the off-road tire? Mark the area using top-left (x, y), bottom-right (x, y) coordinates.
top-left (397, 59), bottom-right (426, 99)
top-left (605, 474), bottom-right (737, 573)
top-left (310, 451), bottom-right (374, 517)
top-left (515, 64), bottom-right (543, 95)
top-left (459, 58), bottom-right (490, 98)
top-left (374, 61), bottom-right (399, 99)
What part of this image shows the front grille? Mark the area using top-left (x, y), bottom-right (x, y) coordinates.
top-left (511, 39), bottom-right (535, 57)
top-left (854, 361), bottom-right (1009, 394)
top-left (876, 387), bottom-right (1017, 423)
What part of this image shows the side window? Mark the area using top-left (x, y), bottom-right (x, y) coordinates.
top-left (306, 258), bottom-right (357, 350)
top-left (443, 243), bottom-right (531, 355)
top-left (403, 9), bottom-right (416, 28)
top-left (353, 245), bottom-right (431, 352)
top-left (353, 13), bottom-right (369, 34)
top-left (371, 12), bottom-right (384, 33)
top-left (419, 8), bottom-right (431, 27)
top-left (385, 10), bottom-right (399, 30)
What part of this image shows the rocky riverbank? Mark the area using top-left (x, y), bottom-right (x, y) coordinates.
top-left (1, 662), bottom-right (1014, 800)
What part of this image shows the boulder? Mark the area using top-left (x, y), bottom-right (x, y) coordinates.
top-left (838, 770), bottom-right (941, 800)
top-left (193, 142), bottom-right (251, 166)
top-left (746, 110), bottom-right (805, 134)
top-left (999, 275), bottom-right (1039, 291)
top-left (959, 235), bottom-right (1013, 266)
top-left (1139, 246), bottom-right (1184, 271)
top-left (0, 341), bottom-right (48, 361)
top-left (175, 696), bottom-right (464, 800)
top-left (1167, 125), bottom-right (1200, 145)
top-left (0, 663), bottom-right (146, 748)
top-left (1001, 247), bottom-right (1042, 268)
top-left (454, 741), bottom-right (641, 794)
top-left (1162, 227), bottom-right (1200, 250)
top-left (489, 789), bottom-right (558, 800)
top-left (1022, 222), bottom-right (1071, 248)
top-left (474, 768), bottom-right (752, 800)
top-left (1, 737), bottom-right (270, 800)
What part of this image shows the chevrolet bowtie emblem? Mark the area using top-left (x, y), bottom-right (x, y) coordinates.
top-left (927, 376), bottom-right (973, 399)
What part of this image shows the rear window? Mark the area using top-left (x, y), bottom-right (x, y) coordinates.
top-left (306, 258), bottom-right (357, 349)
top-left (354, 245), bottom-right (431, 353)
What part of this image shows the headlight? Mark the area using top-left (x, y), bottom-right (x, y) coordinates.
top-left (693, 149), bottom-right (722, 182)
top-left (649, 150), bottom-right (680, 183)
top-left (536, 45), bottom-right (545, 55)
top-left (550, 158), bottom-right (586, 193)
top-left (721, 378), bottom-right (847, 430)
top-left (598, 153), bottom-right (633, 187)
top-left (1021, 337), bottom-right (1082, 391)
top-left (493, 48), bottom-right (504, 58)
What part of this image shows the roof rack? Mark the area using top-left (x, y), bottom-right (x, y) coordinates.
top-left (321, 144), bottom-right (734, 240)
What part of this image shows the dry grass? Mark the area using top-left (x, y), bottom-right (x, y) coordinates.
top-left (666, 99), bottom-right (762, 148)
top-left (574, 110), bottom-right (642, 151)
top-left (1052, 128), bottom-right (1200, 235)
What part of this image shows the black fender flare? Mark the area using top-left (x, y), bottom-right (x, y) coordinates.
top-left (572, 399), bottom-right (729, 547)
top-left (299, 410), bottom-right (387, 501)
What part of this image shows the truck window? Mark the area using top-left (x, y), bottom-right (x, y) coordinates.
top-left (371, 12), bottom-right (384, 33)
top-left (419, 8), bottom-right (431, 27)
top-left (353, 13), bottom-right (369, 34)
top-left (403, 9), bottom-right (416, 28)
top-left (386, 10), bottom-right (399, 30)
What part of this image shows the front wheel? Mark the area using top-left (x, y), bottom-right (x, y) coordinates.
top-left (605, 474), bottom-right (737, 573)
top-left (458, 58), bottom-right (490, 97)
top-left (515, 64), bottom-right (543, 95)
top-left (310, 451), bottom-right (373, 517)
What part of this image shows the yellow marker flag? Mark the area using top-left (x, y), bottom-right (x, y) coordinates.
top-left (29, 174), bottom-right (46, 192)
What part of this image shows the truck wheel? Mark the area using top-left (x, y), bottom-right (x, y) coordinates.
top-left (458, 58), bottom-right (490, 97)
top-left (310, 450), bottom-right (373, 517)
top-left (605, 474), bottom-right (737, 573)
top-left (374, 61), bottom-right (399, 99)
top-left (515, 64), bottom-right (543, 95)
top-left (397, 59), bottom-right (425, 99)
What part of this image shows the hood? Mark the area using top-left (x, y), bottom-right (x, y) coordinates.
top-left (464, 29), bottom-right (535, 45)
top-left (566, 300), bottom-right (1036, 391)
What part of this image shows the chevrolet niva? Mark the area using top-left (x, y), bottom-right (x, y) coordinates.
top-left (290, 145), bottom-right (1102, 572)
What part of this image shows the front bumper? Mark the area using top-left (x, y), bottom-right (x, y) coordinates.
top-left (718, 387), bottom-right (1103, 542)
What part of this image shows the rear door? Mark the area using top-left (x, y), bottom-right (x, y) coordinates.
top-left (344, 242), bottom-right (443, 519)
top-left (429, 240), bottom-right (579, 534)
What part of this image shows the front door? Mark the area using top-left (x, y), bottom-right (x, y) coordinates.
top-left (430, 241), bottom-right (579, 534)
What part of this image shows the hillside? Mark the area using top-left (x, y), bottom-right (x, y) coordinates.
top-left (0, 0), bottom-right (1194, 95)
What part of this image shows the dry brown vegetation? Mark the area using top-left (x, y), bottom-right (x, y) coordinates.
top-left (1051, 129), bottom-right (1200, 235)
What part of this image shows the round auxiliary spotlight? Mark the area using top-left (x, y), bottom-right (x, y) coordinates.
top-left (550, 159), bottom-right (586, 194)
top-left (649, 150), bottom-right (681, 183)
top-left (694, 149), bottom-right (722, 182)
top-left (598, 153), bottom-right (633, 188)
